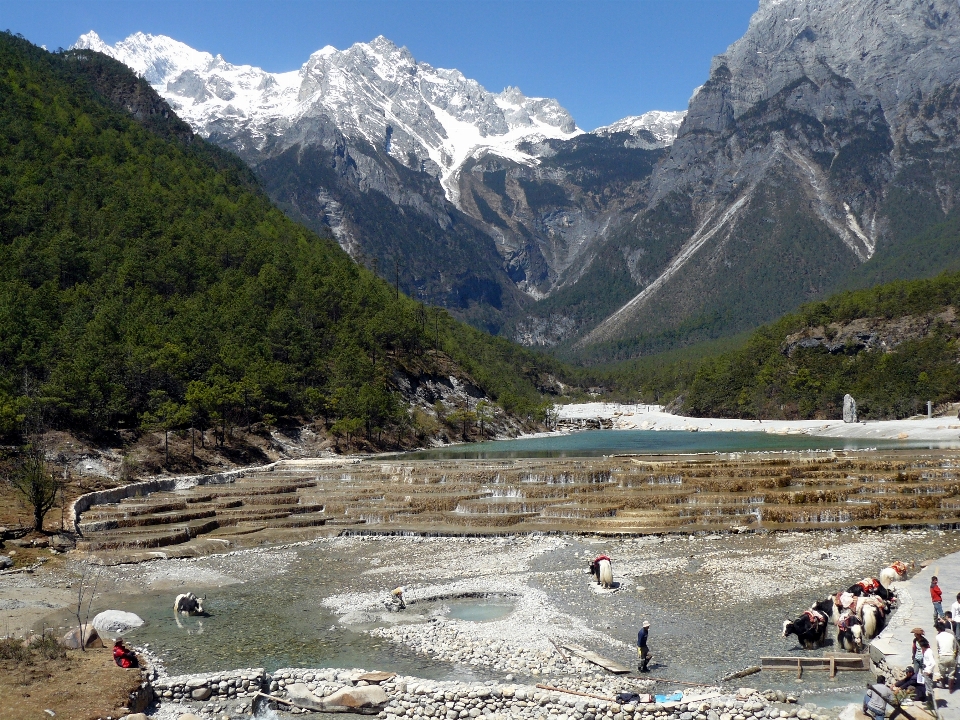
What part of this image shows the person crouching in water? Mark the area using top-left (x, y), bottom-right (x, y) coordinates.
top-left (637, 620), bottom-right (651, 673)
top-left (113, 638), bottom-right (138, 668)
top-left (391, 587), bottom-right (406, 610)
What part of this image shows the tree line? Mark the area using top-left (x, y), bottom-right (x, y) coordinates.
top-left (0, 32), bottom-right (562, 455)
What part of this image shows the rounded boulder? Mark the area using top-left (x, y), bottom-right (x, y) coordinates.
top-left (92, 610), bottom-right (145, 635)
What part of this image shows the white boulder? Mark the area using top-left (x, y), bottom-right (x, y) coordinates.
top-left (92, 609), bottom-right (144, 635)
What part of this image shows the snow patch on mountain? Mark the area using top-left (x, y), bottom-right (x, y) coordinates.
top-left (73, 31), bottom-right (585, 205)
top-left (592, 110), bottom-right (686, 148)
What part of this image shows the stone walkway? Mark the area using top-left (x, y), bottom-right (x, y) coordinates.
top-left (870, 551), bottom-right (960, 720)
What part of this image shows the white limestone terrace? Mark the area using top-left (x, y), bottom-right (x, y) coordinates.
top-left (555, 402), bottom-right (960, 443)
top-left (71, 31), bottom-right (587, 205)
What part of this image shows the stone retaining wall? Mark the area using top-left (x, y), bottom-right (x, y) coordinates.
top-left (146, 665), bottom-right (838, 720)
top-left (69, 463), bottom-right (277, 534)
top-left (152, 667), bottom-right (266, 703)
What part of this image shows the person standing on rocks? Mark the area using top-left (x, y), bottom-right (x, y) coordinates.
top-left (637, 620), bottom-right (651, 673)
top-left (931, 576), bottom-right (943, 623)
top-left (391, 587), bottom-right (406, 610)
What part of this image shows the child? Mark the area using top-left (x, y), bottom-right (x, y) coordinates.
top-left (932, 576), bottom-right (944, 623)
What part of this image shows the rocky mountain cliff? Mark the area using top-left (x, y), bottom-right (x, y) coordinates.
top-left (76, 1), bottom-right (960, 360)
top-left (73, 31), bottom-right (684, 334)
top-left (567, 0), bottom-right (960, 358)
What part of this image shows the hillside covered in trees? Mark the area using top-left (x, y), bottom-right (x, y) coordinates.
top-left (0, 33), bottom-right (569, 450)
top-left (676, 273), bottom-right (960, 420)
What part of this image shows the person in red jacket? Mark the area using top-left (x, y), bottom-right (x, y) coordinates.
top-left (113, 638), bottom-right (138, 668)
top-left (932, 576), bottom-right (944, 624)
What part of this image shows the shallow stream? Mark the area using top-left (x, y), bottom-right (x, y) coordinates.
top-left (42, 529), bottom-right (960, 711)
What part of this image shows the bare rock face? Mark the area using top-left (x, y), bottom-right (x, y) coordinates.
top-left (705, 0), bottom-right (960, 132)
top-left (843, 394), bottom-right (858, 424)
top-left (780, 308), bottom-right (960, 357)
top-left (573, 0), bottom-right (960, 353)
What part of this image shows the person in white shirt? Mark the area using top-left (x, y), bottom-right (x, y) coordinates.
top-left (920, 636), bottom-right (936, 693)
top-left (951, 592), bottom-right (960, 637)
top-left (936, 622), bottom-right (958, 691)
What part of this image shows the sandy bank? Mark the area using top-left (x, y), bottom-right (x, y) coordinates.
top-left (556, 403), bottom-right (960, 444)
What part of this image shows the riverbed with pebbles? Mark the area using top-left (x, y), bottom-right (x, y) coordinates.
top-left (22, 528), bottom-right (960, 720)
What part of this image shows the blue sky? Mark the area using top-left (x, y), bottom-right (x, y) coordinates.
top-left (4, 0), bottom-right (758, 130)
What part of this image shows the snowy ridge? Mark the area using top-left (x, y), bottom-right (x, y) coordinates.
top-left (72, 31), bottom-right (585, 204)
top-left (592, 110), bottom-right (686, 148)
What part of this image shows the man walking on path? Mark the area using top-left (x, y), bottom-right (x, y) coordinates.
top-left (637, 620), bottom-right (651, 673)
top-left (931, 576), bottom-right (943, 623)
top-left (935, 621), bottom-right (958, 691)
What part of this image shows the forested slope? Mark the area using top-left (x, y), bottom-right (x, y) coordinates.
top-left (679, 273), bottom-right (960, 420)
top-left (0, 33), bottom-right (565, 445)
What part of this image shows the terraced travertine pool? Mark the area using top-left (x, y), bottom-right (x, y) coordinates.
top-left (74, 449), bottom-right (960, 560)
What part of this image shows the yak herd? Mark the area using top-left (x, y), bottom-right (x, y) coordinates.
top-left (783, 561), bottom-right (910, 653)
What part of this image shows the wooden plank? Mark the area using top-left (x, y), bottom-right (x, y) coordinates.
top-left (562, 643), bottom-right (632, 674)
top-left (760, 656), bottom-right (867, 672)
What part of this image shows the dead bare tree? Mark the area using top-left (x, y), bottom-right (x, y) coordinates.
top-left (74, 563), bottom-right (101, 652)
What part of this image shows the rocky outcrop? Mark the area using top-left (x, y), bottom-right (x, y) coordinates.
top-left (780, 308), bottom-right (960, 357)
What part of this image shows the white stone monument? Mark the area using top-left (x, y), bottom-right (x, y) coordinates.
top-left (843, 394), bottom-right (857, 423)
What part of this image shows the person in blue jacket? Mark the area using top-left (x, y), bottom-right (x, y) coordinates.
top-left (637, 620), bottom-right (651, 673)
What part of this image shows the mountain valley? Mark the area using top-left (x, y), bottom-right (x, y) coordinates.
top-left (73, 2), bottom-right (960, 361)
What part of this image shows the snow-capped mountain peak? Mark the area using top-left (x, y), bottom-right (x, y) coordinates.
top-left (592, 110), bottom-right (686, 148)
top-left (72, 31), bottom-right (587, 203)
